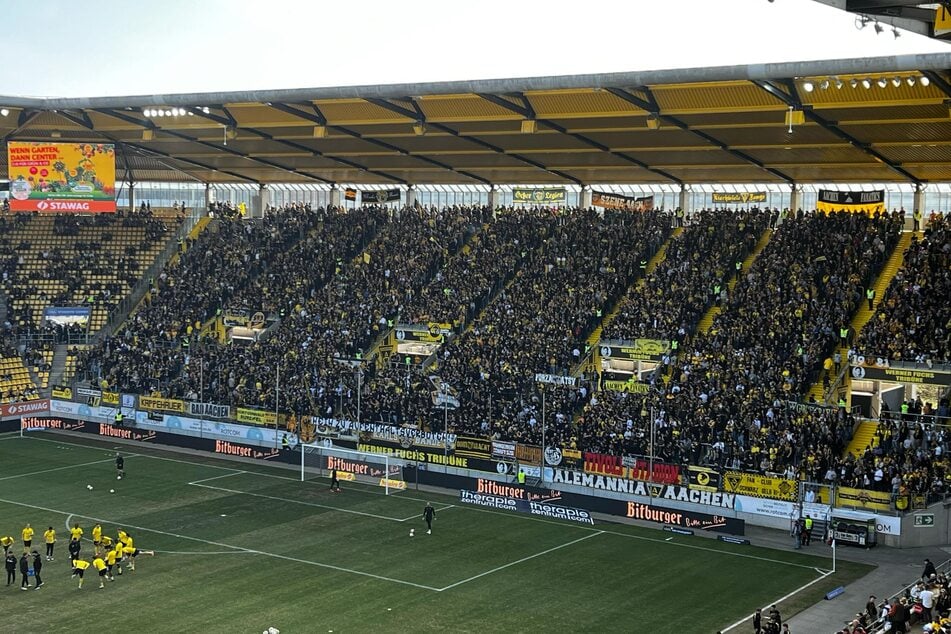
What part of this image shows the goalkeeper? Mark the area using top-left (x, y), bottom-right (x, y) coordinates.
top-left (423, 502), bottom-right (436, 535)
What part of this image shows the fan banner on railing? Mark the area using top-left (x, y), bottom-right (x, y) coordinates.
top-left (512, 188), bottom-right (567, 205)
top-left (359, 188), bottom-right (401, 203)
top-left (591, 191), bottom-right (653, 210)
top-left (711, 192), bottom-right (767, 204)
top-left (816, 189), bottom-right (885, 214)
top-left (6, 142), bottom-right (116, 212)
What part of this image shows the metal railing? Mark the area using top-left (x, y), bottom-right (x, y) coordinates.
top-left (861, 557), bottom-right (951, 634)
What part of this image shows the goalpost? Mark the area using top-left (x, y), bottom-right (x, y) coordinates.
top-left (300, 443), bottom-right (405, 495)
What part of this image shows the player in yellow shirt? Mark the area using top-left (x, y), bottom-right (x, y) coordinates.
top-left (71, 558), bottom-right (90, 588)
top-left (69, 523), bottom-right (83, 543)
top-left (0, 535), bottom-right (13, 555)
top-left (43, 526), bottom-right (55, 561)
top-left (104, 545), bottom-right (118, 581)
top-left (112, 541), bottom-right (124, 576)
top-left (118, 531), bottom-right (154, 572)
top-left (92, 524), bottom-right (102, 554)
top-left (21, 524), bottom-right (34, 549)
top-left (92, 555), bottom-right (108, 589)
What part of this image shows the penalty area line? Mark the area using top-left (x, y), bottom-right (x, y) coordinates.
top-left (189, 481), bottom-right (409, 523)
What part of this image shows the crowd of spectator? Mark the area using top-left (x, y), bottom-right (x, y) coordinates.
top-left (604, 207), bottom-right (770, 344)
top-left (840, 560), bottom-right (951, 633)
top-left (66, 202), bottom-right (951, 504)
top-left (576, 210), bottom-right (901, 479)
top-left (393, 207), bottom-right (670, 443)
top-left (856, 213), bottom-right (951, 364)
top-left (82, 203), bottom-right (370, 396)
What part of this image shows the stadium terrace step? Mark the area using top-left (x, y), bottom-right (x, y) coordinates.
top-left (850, 230), bottom-right (915, 338)
top-left (46, 344), bottom-right (69, 394)
top-left (844, 419), bottom-right (880, 458)
top-left (583, 227), bottom-right (683, 350)
top-left (804, 231), bottom-right (913, 405)
top-left (696, 228), bottom-right (772, 335)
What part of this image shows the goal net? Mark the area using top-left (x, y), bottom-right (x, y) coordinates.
top-left (300, 443), bottom-right (405, 494)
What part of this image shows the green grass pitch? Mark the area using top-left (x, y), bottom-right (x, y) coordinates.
top-left (0, 433), bottom-right (871, 633)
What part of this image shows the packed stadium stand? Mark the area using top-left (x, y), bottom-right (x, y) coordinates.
top-left (65, 201), bottom-right (951, 504)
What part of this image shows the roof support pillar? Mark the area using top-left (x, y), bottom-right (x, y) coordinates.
top-left (488, 186), bottom-right (501, 214)
top-left (679, 185), bottom-right (688, 217)
top-left (128, 182), bottom-right (135, 214)
top-left (790, 184), bottom-right (802, 218)
top-left (914, 184), bottom-right (925, 220)
top-left (253, 184), bottom-right (269, 217)
top-left (579, 186), bottom-right (592, 209)
top-left (405, 184), bottom-right (416, 209)
top-left (330, 184), bottom-right (342, 209)
top-left (204, 183), bottom-right (214, 212)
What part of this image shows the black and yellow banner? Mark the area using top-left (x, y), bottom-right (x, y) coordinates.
top-left (344, 188), bottom-right (357, 201)
top-left (850, 363), bottom-right (951, 386)
top-left (139, 396), bottom-right (185, 413)
top-left (512, 188), bottom-right (566, 205)
top-left (712, 192), bottom-right (766, 204)
top-left (599, 339), bottom-right (668, 361)
top-left (101, 391), bottom-right (120, 406)
top-left (454, 436), bottom-right (492, 459)
top-left (816, 189), bottom-right (886, 215)
top-left (603, 380), bottom-right (649, 394)
top-left (360, 188), bottom-right (401, 203)
top-left (687, 466), bottom-right (721, 493)
top-left (591, 191), bottom-right (654, 211)
top-left (723, 471), bottom-right (798, 501)
top-left (52, 386), bottom-right (72, 399)
top-left (235, 407), bottom-right (278, 426)
top-left (835, 486), bottom-right (892, 512)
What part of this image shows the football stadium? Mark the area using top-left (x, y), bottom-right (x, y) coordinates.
top-left (2, 1), bottom-right (951, 632)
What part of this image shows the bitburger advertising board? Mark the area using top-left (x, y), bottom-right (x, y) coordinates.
top-left (410, 469), bottom-right (745, 535)
top-left (459, 489), bottom-right (595, 525)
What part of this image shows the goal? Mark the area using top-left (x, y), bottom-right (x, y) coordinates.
top-left (300, 443), bottom-right (405, 494)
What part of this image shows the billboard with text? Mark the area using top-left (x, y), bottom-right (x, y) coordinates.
top-left (7, 142), bottom-right (116, 212)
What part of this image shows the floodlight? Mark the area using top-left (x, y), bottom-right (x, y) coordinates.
top-left (802, 81), bottom-right (814, 92)
top-left (0, 108), bottom-right (8, 116)
top-left (862, 79), bottom-right (872, 89)
top-left (920, 76), bottom-right (931, 87)
top-left (877, 78), bottom-right (887, 88)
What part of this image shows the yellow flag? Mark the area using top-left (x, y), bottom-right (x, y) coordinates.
top-left (363, 252), bottom-right (370, 264)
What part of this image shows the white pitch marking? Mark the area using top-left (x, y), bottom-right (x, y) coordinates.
top-left (436, 531), bottom-right (604, 592)
top-left (719, 569), bottom-right (835, 632)
top-left (1, 497), bottom-right (436, 591)
top-left (189, 482), bottom-right (408, 523)
top-left (188, 472), bottom-right (246, 485)
top-left (0, 455), bottom-right (134, 482)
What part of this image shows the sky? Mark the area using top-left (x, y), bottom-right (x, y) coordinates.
top-left (3, 0), bottom-right (950, 98)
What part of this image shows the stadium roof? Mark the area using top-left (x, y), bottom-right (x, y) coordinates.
top-left (4, 52), bottom-right (951, 186)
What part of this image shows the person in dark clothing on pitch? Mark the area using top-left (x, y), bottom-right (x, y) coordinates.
top-left (18, 552), bottom-right (29, 590)
top-left (30, 551), bottom-right (42, 589)
top-left (423, 502), bottom-right (436, 535)
top-left (4, 551), bottom-right (15, 586)
top-left (330, 468), bottom-right (340, 493)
